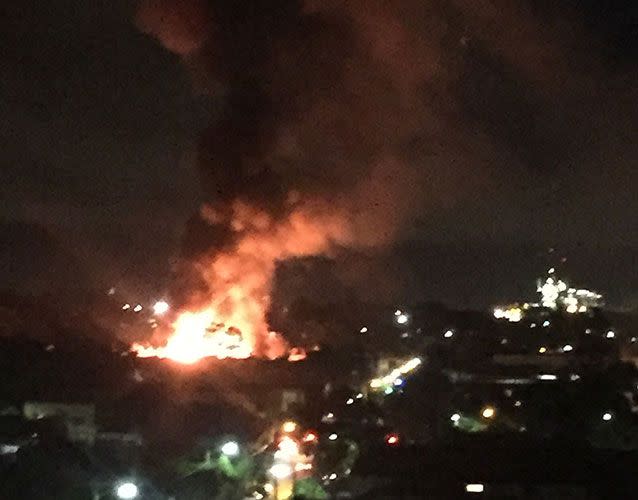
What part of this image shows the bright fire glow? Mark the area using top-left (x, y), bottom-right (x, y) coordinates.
top-left (131, 199), bottom-right (351, 363)
top-left (132, 309), bottom-right (252, 363)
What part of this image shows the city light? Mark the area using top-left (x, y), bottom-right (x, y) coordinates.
top-left (346, 397), bottom-right (354, 405)
top-left (322, 412), bottom-right (335, 423)
top-left (542, 320), bottom-right (550, 327)
top-left (394, 309), bottom-right (402, 316)
top-left (538, 346), bottom-right (547, 354)
top-left (393, 378), bottom-right (404, 386)
top-left (359, 326), bottom-right (368, 333)
top-left (606, 330), bottom-right (615, 339)
top-left (276, 436), bottom-right (299, 458)
top-left (385, 433), bottom-right (399, 445)
top-left (116, 482), bottom-right (138, 499)
top-left (220, 441), bottom-right (240, 457)
top-left (396, 313), bottom-right (409, 325)
top-left (281, 420), bottom-right (297, 433)
top-left (443, 329), bottom-right (454, 338)
top-left (450, 413), bottom-right (461, 422)
top-left (481, 406), bottom-right (495, 419)
top-left (602, 412), bottom-right (613, 422)
top-left (369, 357), bottom-right (422, 392)
top-left (328, 472), bottom-right (337, 480)
top-left (465, 483), bottom-right (484, 493)
top-left (133, 304), bottom-right (143, 313)
top-left (269, 463), bottom-right (293, 479)
top-left (493, 306), bottom-right (522, 322)
top-left (152, 300), bottom-right (169, 315)
top-left (562, 344), bottom-right (573, 352)
top-left (328, 433), bottom-right (338, 441)
top-left (303, 431), bottom-right (317, 443)
top-left (538, 374), bottom-right (558, 381)
top-left (122, 303), bottom-right (131, 310)
top-left (0, 444), bottom-right (19, 454)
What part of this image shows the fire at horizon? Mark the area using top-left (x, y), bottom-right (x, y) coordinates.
top-left (131, 198), bottom-right (351, 363)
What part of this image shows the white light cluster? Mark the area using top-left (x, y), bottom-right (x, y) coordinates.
top-left (537, 271), bottom-right (602, 312)
top-left (538, 276), bottom-right (565, 308)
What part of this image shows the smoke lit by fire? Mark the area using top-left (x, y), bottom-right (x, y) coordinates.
top-left (130, 0), bottom-right (492, 363)
top-left (132, 198), bottom-right (351, 362)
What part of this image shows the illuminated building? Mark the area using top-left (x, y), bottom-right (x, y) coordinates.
top-left (493, 268), bottom-right (603, 322)
top-left (537, 269), bottom-right (602, 312)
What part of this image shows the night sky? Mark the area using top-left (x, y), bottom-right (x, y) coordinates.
top-left (1, 1), bottom-right (637, 309)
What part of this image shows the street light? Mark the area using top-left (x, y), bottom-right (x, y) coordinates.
top-left (465, 483), bottom-right (484, 493)
top-left (281, 420), bottom-right (297, 433)
top-left (481, 406), bottom-right (495, 419)
top-left (221, 441), bottom-right (240, 457)
top-left (269, 463), bottom-right (293, 479)
top-left (116, 482), bottom-right (138, 499)
top-left (385, 433), bottom-right (399, 445)
top-left (396, 313), bottom-right (409, 325)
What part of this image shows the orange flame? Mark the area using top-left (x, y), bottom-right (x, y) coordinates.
top-left (132, 198), bottom-right (350, 363)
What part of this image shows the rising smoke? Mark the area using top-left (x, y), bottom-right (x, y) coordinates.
top-left (135, 0), bottom-right (438, 355)
top-left (134, 0), bottom-right (635, 356)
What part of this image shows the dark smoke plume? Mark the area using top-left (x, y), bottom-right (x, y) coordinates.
top-left (136, 0), bottom-right (637, 312)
